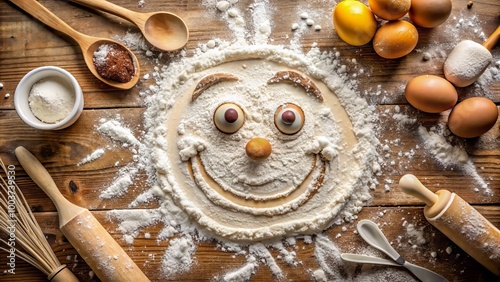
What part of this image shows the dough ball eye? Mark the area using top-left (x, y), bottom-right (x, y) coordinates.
top-left (214, 103), bottom-right (245, 133)
top-left (274, 104), bottom-right (305, 134)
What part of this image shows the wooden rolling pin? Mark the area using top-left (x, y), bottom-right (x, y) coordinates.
top-left (444, 25), bottom-right (500, 87)
top-left (15, 146), bottom-right (150, 282)
top-left (399, 174), bottom-right (500, 276)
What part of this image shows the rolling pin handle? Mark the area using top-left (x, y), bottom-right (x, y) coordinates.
top-left (48, 265), bottom-right (79, 282)
top-left (482, 25), bottom-right (500, 51)
top-left (399, 174), bottom-right (438, 206)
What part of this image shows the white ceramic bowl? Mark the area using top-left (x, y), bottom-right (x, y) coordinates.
top-left (14, 66), bottom-right (84, 130)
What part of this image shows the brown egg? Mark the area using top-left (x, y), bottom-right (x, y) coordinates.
top-left (448, 97), bottom-right (499, 138)
top-left (373, 20), bottom-right (418, 59)
top-left (368, 0), bottom-right (411, 20)
top-left (409, 0), bottom-right (452, 28)
top-left (405, 75), bottom-right (457, 113)
top-left (246, 137), bottom-right (272, 160)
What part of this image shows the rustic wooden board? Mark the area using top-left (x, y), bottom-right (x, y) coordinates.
top-left (0, 0), bottom-right (499, 281)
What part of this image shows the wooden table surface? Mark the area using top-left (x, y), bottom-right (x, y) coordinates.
top-left (1, 0), bottom-right (499, 281)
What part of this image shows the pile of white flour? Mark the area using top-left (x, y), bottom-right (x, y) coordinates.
top-left (28, 77), bottom-right (75, 123)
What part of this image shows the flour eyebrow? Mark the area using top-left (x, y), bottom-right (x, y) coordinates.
top-left (192, 73), bottom-right (239, 101)
top-left (267, 70), bottom-right (323, 101)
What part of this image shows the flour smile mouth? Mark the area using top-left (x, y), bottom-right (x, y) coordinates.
top-left (186, 154), bottom-right (326, 216)
top-left (237, 174), bottom-right (285, 186)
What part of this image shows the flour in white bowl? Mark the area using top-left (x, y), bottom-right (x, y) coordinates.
top-left (28, 77), bottom-right (75, 123)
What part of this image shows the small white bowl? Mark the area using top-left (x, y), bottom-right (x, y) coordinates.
top-left (14, 66), bottom-right (84, 130)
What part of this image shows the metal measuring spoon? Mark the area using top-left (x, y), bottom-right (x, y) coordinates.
top-left (10, 0), bottom-right (140, 90)
top-left (70, 0), bottom-right (189, 51)
top-left (356, 219), bottom-right (449, 282)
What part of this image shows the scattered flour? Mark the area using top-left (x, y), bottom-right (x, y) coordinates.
top-left (91, 0), bottom-right (498, 280)
top-left (222, 256), bottom-right (258, 282)
top-left (418, 126), bottom-right (491, 195)
top-left (161, 236), bottom-right (196, 276)
top-left (311, 269), bottom-right (328, 282)
top-left (97, 118), bottom-right (140, 146)
top-left (445, 246), bottom-right (452, 254)
top-left (405, 222), bottom-right (426, 246)
top-left (108, 209), bottom-right (162, 244)
top-left (216, 1), bottom-right (231, 12)
top-left (314, 234), bottom-right (348, 280)
top-left (77, 148), bottom-right (105, 166)
top-left (99, 166), bottom-right (137, 199)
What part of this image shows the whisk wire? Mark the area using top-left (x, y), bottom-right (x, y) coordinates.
top-left (0, 158), bottom-right (63, 277)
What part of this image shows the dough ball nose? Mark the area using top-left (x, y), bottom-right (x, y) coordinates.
top-left (245, 137), bottom-right (272, 161)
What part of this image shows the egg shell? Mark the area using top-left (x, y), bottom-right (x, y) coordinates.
top-left (447, 97), bottom-right (498, 138)
top-left (405, 75), bottom-right (458, 113)
top-left (368, 0), bottom-right (411, 21)
top-left (333, 0), bottom-right (377, 46)
top-left (373, 20), bottom-right (418, 59)
top-left (409, 0), bottom-right (452, 28)
top-left (246, 137), bottom-right (272, 160)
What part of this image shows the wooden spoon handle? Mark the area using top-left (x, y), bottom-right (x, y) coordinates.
top-left (14, 146), bottom-right (86, 226)
top-left (483, 25), bottom-right (500, 51)
top-left (9, 0), bottom-right (86, 43)
top-left (69, 0), bottom-right (142, 26)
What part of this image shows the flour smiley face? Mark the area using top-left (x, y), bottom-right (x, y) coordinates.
top-left (162, 59), bottom-right (362, 240)
top-left (179, 70), bottom-right (335, 215)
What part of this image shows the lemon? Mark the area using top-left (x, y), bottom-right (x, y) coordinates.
top-left (333, 0), bottom-right (377, 46)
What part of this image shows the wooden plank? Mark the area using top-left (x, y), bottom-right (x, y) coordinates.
top-left (1, 0), bottom-right (499, 110)
top-left (0, 0), bottom-right (499, 281)
top-left (0, 207), bottom-right (498, 281)
top-left (1, 106), bottom-right (498, 212)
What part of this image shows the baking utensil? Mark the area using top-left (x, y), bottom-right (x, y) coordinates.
top-left (444, 25), bottom-right (500, 87)
top-left (341, 252), bottom-right (449, 280)
top-left (341, 253), bottom-right (400, 267)
top-left (15, 146), bottom-right (150, 282)
top-left (10, 0), bottom-right (140, 90)
top-left (399, 174), bottom-right (500, 276)
top-left (0, 158), bottom-right (79, 281)
top-left (356, 219), bottom-right (449, 282)
top-left (70, 0), bottom-right (189, 51)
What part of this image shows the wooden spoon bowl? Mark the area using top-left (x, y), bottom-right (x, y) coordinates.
top-left (83, 39), bottom-right (140, 89)
top-left (10, 0), bottom-right (140, 90)
top-left (71, 0), bottom-right (189, 51)
top-left (143, 12), bottom-right (189, 51)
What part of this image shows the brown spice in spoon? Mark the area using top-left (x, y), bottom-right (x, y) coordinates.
top-left (93, 43), bottom-right (135, 83)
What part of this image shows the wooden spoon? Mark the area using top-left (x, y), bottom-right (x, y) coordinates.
top-left (10, 0), bottom-right (140, 90)
top-left (70, 0), bottom-right (189, 51)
